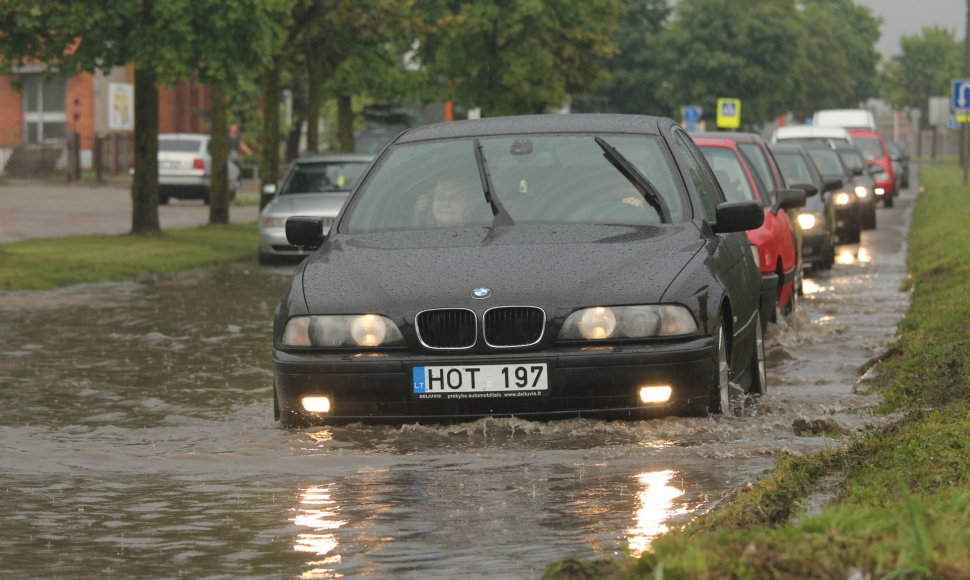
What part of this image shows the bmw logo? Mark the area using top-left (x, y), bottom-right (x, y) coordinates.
top-left (472, 287), bottom-right (492, 299)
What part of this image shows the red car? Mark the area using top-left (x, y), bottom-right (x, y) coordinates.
top-left (847, 129), bottom-right (895, 207)
top-left (694, 137), bottom-right (805, 325)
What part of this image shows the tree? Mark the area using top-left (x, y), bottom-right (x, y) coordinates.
top-left (788, 0), bottom-right (882, 120)
top-left (658, 0), bottom-right (802, 129)
top-left (0, 0), bottom-right (292, 232)
top-left (572, 0), bottom-right (674, 116)
top-left (413, 0), bottom-right (622, 116)
top-left (883, 26), bottom-right (963, 128)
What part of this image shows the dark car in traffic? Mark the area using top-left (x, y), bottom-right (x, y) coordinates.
top-left (770, 143), bottom-right (839, 270)
top-left (832, 142), bottom-right (878, 230)
top-left (803, 143), bottom-right (862, 244)
top-left (272, 114), bottom-right (767, 426)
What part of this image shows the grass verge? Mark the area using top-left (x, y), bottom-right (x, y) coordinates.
top-left (0, 223), bottom-right (258, 291)
top-left (543, 163), bottom-right (970, 579)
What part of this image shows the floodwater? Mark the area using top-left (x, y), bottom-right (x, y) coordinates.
top-left (0, 184), bottom-right (914, 579)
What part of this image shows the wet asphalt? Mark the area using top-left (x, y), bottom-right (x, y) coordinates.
top-left (0, 177), bottom-right (261, 243)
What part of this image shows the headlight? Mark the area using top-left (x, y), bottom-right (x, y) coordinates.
top-left (558, 305), bottom-right (697, 341)
top-left (834, 192), bottom-right (852, 205)
top-left (262, 216), bottom-right (287, 228)
top-left (796, 213), bottom-right (819, 230)
top-left (282, 315), bottom-right (405, 348)
top-left (854, 185), bottom-right (869, 198)
top-left (875, 187), bottom-right (885, 195)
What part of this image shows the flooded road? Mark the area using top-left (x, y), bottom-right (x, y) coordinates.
top-left (0, 179), bottom-right (914, 578)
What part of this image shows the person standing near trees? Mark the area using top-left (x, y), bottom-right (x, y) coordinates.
top-left (228, 123), bottom-right (253, 167)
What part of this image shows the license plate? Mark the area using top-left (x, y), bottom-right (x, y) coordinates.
top-left (412, 363), bottom-right (548, 399)
top-left (160, 160), bottom-right (179, 169)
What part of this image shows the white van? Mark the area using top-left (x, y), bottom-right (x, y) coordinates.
top-left (771, 125), bottom-right (853, 146)
top-left (812, 109), bottom-right (877, 130)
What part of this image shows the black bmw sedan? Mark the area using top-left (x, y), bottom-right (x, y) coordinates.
top-left (272, 114), bottom-right (766, 426)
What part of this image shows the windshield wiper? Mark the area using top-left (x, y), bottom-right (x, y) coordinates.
top-left (473, 138), bottom-right (515, 227)
top-left (594, 137), bottom-right (671, 223)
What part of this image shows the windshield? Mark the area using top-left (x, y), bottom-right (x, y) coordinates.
top-left (159, 138), bottom-right (204, 153)
top-left (342, 135), bottom-right (687, 233)
top-left (774, 152), bottom-right (813, 187)
top-left (852, 137), bottom-right (883, 160)
top-left (279, 161), bottom-right (369, 195)
top-left (699, 146), bottom-right (761, 204)
top-left (837, 150), bottom-right (865, 172)
top-left (737, 143), bottom-right (774, 190)
top-left (807, 148), bottom-right (844, 176)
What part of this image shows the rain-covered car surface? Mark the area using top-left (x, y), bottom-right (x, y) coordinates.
top-left (694, 137), bottom-right (805, 322)
top-left (848, 128), bottom-right (896, 205)
top-left (258, 154), bottom-right (373, 264)
top-left (770, 143), bottom-right (838, 270)
top-left (157, 133), bottom-right (240, 204)
top-left (272, 114), bottom-right (768, 425)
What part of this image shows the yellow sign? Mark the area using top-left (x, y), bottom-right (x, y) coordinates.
top-left (716, 98), bottom-right (741, 129)
top-left (958, 112), bottom-right (970, 123)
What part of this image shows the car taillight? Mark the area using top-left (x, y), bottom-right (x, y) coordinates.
top-left (192, 158), bottom-right (205, 170)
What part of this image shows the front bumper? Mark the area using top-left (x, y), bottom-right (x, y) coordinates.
top-left (800, 230), bottom-right (831, 265)
top-left (273, 337), bottom-right (717, 423)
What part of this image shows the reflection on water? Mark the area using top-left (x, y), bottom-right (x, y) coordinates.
top-left (0, 182), bottom-right (914, 580)
top-left (294, 484), bottom-right (345, 579)
top-left (835, 246), bottom-right (872, 265)
top-left (626, 470), bottom-right (689, 555)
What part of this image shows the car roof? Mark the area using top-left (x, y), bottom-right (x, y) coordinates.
top-left (693, 131), bottom-right (766, 144)
top-left (292, 153), bottom-right (374, 165)
top-left (773, 125), bottom-right (851, 140)
top-left (768, 142), bottom-right (808, 154)
top-left (394, 114), bottom-right (670, 143)
top-left (159, 133), bottom-right (209, 140)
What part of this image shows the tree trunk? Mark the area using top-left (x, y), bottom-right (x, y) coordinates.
top-left (337, 94), bottom-right (354, 153)
top-left (131, 65), bottom-right (160, 234)
top-left (306, 59), bottom-right (322, 153)
top-left (259, 64), bottom-right (281, 211)
top-left (209, 84), bottom-right (230, 224)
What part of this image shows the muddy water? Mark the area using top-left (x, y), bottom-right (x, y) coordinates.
top-left (0, 186), bottom-right (913, 578)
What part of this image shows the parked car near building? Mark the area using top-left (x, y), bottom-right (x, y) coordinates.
top-left (770, 143), bottom-right (839, 270)
top-left (694, 136), bottom-right (805, 324)
top-left (272, 114), bottom-right (768, 425)
top-left (258, 153), bottom-right (373, 264)
top-left (157, 133), bottom-right (240, 205)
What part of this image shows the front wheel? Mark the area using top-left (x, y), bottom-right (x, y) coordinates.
top-left (712, 326), bottom-right (739, 417)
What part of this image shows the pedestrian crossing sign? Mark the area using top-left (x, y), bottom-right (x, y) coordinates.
top-left (716, 98), bottom-right (741, 129)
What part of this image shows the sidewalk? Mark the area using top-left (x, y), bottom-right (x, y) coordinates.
top-left (0, 177), bottom-right (261, 243)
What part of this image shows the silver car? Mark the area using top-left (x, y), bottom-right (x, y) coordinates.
top-left (158, 133), bottom-right (241, 205)
top-left (258, 153), bottom-right (373, 264)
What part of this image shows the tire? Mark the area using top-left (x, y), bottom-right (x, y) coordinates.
top-left (712, 326), bottom-right (738, 417)
top-left (748, 313), bottom-right (767, 397)
top-left (883, 195), bottom-right (894, 208)
top-left (862, 205), bottom-right (876, 230)
top-left (842, 219), bottom-right (861, 244)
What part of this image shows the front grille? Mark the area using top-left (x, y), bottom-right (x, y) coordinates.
top-left (484, 307), bottom-right (545, 347)
top-left (416, 309), bottom-right (476, 349)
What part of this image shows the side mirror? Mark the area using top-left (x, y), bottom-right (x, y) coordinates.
top-left (772, 188), bottom-right (807, 213)
top-left (790, 183), bottom-right (819, 197)
top-left (867, 162), bottom-right (886, 176)
top-left (823, 177), bottom-right (844, 192)
top-left (286, 216), bottom-right (327, 249)
top-left (262, 183), bottom-right (277, 196)
top-left (260, 183), bottom-right (278, 211)
top-left (712, 200), bottom-right (764, 233)
top-left (851, 167), bottom-right (864, 177)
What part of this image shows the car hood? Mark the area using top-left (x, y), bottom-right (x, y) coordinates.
top-left (299, 223), bottom-right (704, 315)
top-left (263, 193), bottom-right (350, 218)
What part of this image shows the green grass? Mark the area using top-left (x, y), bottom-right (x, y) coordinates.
top-left (0, 223), bottom-right (258, 290)
top-left (543, 163), bottom-right (970, 579)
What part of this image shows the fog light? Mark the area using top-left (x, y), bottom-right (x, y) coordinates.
top-left (302, 396), bottom-right (332, 413)
top-left (639, 386), bottom-right (672, 404)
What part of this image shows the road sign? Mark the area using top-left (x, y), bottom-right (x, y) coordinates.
top-left (681, 105), bottom-right (702, 124)
top-left (716, 98), bottom-right (741, 129)
top-left (952, 79), bottom-right (970, 122)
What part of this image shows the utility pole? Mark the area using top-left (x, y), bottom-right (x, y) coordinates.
top-left (964, 0), bottom-right (970, 184)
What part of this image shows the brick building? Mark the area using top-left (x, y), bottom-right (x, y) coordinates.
top-left (0, 63), bottom-right (210, 178)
